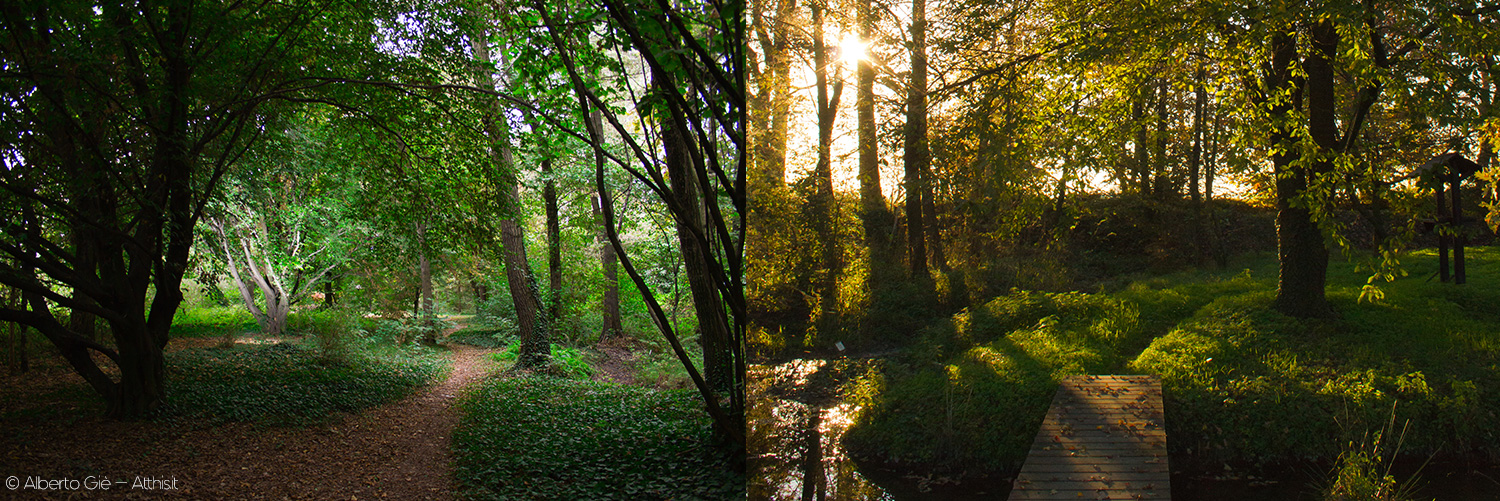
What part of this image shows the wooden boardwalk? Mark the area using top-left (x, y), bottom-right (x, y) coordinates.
top-left (1008, 375), bottom-right (1169, 500)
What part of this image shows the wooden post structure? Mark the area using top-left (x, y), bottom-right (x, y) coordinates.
top-left (1452, 170), bottom-right (1466, 284)
top-left (1419, 153), bottom-right (1479, 285)
top-left (1437, 183), bottom-right (1449, 282)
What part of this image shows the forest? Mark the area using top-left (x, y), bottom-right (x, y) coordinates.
top-left (0, 0), bottom-right (743, 499)
top-left (747, 0), bottom-right (1500, 499)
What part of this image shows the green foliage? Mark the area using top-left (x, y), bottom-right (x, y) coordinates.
top-left (1129, 249), bottom-right (1500, 466)
top-left (1322, 406), bottom-right (1424, 501)
top-left (286, 308), bottom-right (359, 362)
top-left (633, 350), bottom-right (699, 390)
top-left (159, 342), bottom-right (448, 426)
top-left (359, 316), bottom-right (452, 346)
top-left (170, 307), bottom-right (258, 339)
top-left (452, 377), bottom-right (742, 500)
top-left (473, 293), bottom-right (523, 341)
top-left (447, 326), bottom-right (516, 349)
top-left (490, 341), bottom-right (595, 379)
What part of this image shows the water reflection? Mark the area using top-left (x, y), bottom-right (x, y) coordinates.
top-left (748, 359), bottom-right (895, 501)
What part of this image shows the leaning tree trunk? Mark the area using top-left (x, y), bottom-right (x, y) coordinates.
top-left (469, 21), bottom-right (549, 368)
top-left (658, 68), bottom-right (734, 392)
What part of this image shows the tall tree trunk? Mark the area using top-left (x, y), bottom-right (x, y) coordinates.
top-left (1153, 76), bottom-right (1170, 198)
top-left (656, 67), bottom-right (734, 392)
top-left (544, 157), bottom-right (562, 322)
top-left (594, 192), bottom-right (623, 340)
top-left (1190, 63), bottom-right (1206, 264)
top-left (590, 110), bottom-right (622, 341)
top-left (751, 0), bottom-right (796, 191)
top-left (323, 277), bottom-right (337, 308)
top-left (1132, 85), bottom-right (1150, 195)
top-left (1271, 27), bottom-right (1332, 318)
top-left (418, 222), bottom-right (434, 318)
top-left (417, 222), bottom-right (436, 342)
top-left (924, 173), bottom-right (948, 271)
top-left (856, 0), bottom-right (891, 258)
top-left (904, 0), bottom-right (930, 278)
top-left (811, 2), bottom-right (845, 335)
top-left (469, 19), bottom-right (548, 368)
top-left (3, 287), bottom-right (26, 375)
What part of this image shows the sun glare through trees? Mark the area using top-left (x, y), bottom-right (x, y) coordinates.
top-left (749, 0), bottom-right (1500, 499)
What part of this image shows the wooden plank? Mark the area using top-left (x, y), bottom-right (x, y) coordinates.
top-left (1008, 375), bottom-right (1170, 501)
top-left (1015, 480), bottom-right (1165, 490)
top-left (1008, 489), bottom-right (1170, 500)
top-left (1017, 463), bottom-right (1168, 473)
top-left (1016, 472), bottom-right (1170, 482)
top-left (1020, 454), bottom-right (1167, 462)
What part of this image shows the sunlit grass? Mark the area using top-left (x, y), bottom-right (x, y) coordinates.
top-left (170, 306), bottom-right (257, 338)
top-left (846, 248), bottom-right (1500, 474)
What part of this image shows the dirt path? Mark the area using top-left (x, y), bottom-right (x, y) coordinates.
top-left (1, 338), bottom-right (494, 500)
top-left (590, 335), bottom-right (639, 386)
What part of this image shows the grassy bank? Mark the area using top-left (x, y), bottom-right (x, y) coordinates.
top-left (845, 248), bottom-right (1500, 475)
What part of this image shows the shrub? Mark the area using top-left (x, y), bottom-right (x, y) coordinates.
top-left (490, 341), bottom-right (595, 379)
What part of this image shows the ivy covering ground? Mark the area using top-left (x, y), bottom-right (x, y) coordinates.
top-left (159, 342), bottom-right (449, 425)
top-left (453, 376), bottom-right (742, 500)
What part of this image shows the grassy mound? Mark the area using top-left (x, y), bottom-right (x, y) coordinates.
top-left (453, 376), bottom-right (741, 500)
top-left (160, 342), bottom-right (448, 425)
top-left (1132, 248), bottom-right (1500, 465)
top-left (846, 248), bottom-right (1500, 475)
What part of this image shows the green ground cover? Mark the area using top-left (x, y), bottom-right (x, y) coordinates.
top-left (160, 341), bottom-right (449, 425)
top-left (845, 248), bottom-right (1500, 475)
top-left (168, 306), bottom-right (258, 338)
top-left (452, 376), bottom-right (741, 500)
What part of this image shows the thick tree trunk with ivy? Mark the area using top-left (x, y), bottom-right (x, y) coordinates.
top-left (469, 22), bottom-right (549, 368)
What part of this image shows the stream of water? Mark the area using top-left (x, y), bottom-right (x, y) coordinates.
top-left (748, 359), bottom-right (896, 500)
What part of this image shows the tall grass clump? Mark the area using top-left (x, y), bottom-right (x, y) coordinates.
top-left (1323, 404), bottom-right (1426, 501)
